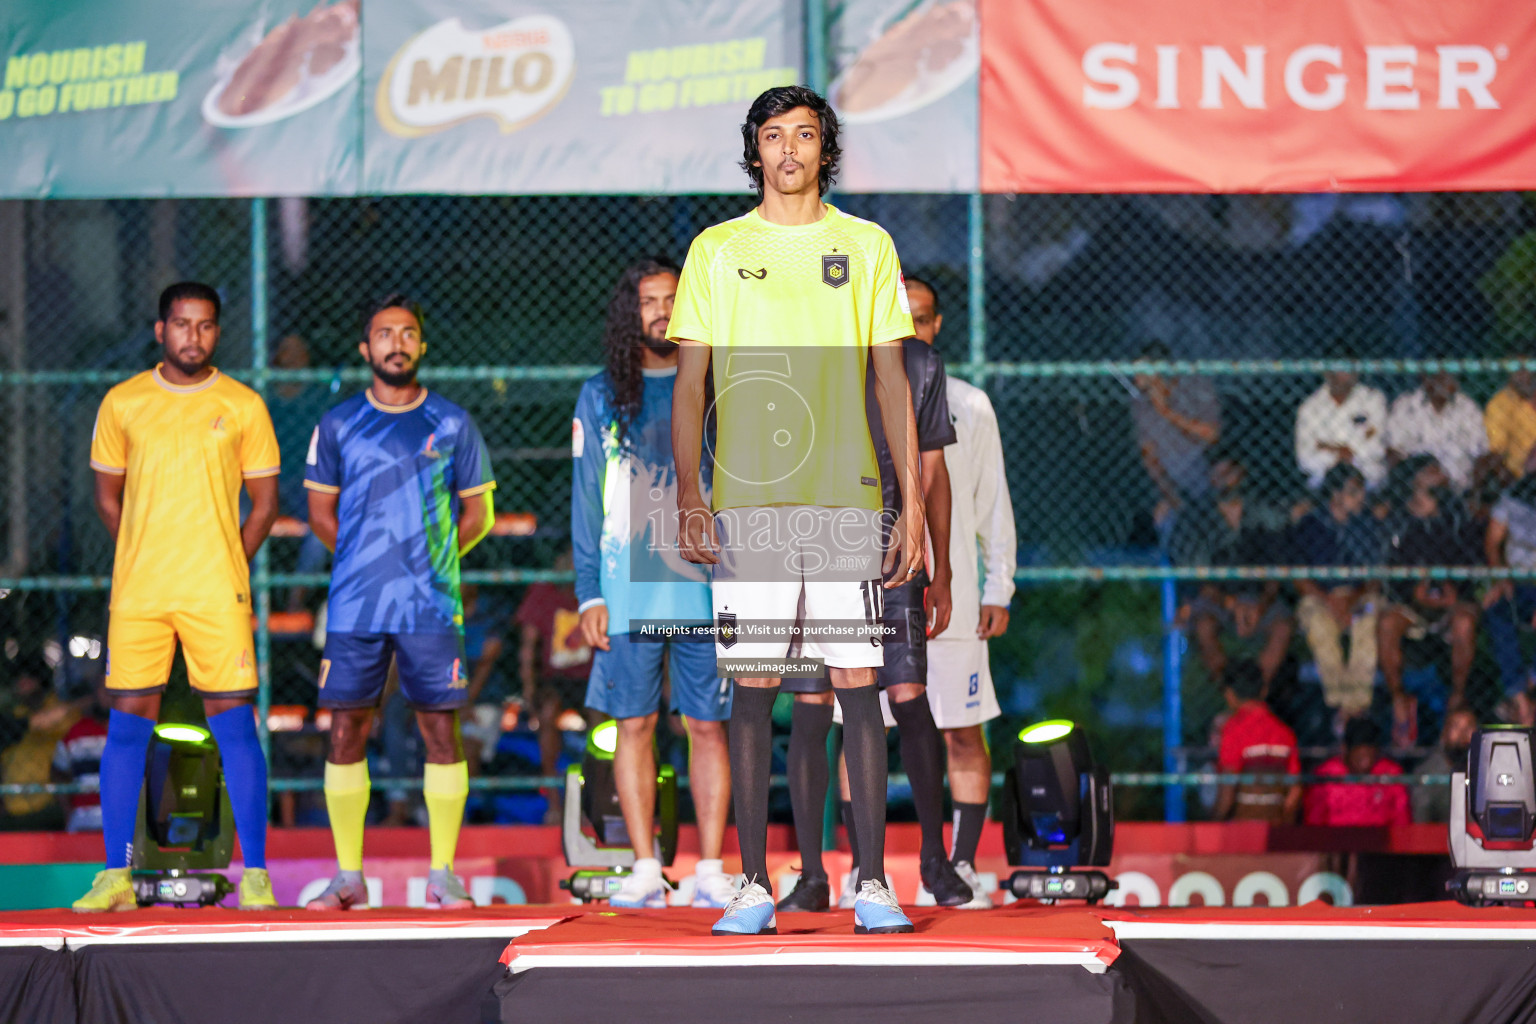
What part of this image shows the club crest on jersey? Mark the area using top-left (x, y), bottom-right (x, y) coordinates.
top-left (821, 253), bottom-right (849, 289)
top-left (716, 611), bottom-right (738, 649)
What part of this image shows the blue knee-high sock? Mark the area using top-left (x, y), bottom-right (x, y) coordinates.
top-left (101, 709), bottom-right (156, 870)
top-left (207, 706), bottom-right (269, 870)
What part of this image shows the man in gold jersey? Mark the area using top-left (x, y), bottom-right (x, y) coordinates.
top-left (72, 282), bottom-right (281, 913)
top-left (671, 86), bottom-right (925, 936)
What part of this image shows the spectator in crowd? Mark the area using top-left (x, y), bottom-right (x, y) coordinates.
top-left (513, 548), bottom-right (594, 790)
top-left (1385, 372), bottom-right (1487, 493)
top-left (267, 334), bottom-right (332, 611)
top-left (1292, 464), bottom-right (1384, 720)
top-left (1131, 340), bottom-right (1221, 532)
top-left (1485, 355), bottom-right (1536, 480)
top-left (1304, 717), bottom-right (1410, 826)
top-left (1412, 706), bottom-right (1477, 824)
top-left (1482, 473), bottom-right (1536, 721)
top-left (0, 659), bottom-right (76, 831)
top-left (52, 679), bottom-right (109, 832)
top-left (1295, 360), bottom-right (1389, 490)
top-left (1171, 450), bottom-right (1292, 687)
top-left (1214, 660), bottom-right (1301, 823)
top-left (459, 584), bottom-right (512, 775)
top-left (1377, 456), bottom-right (1480, 742)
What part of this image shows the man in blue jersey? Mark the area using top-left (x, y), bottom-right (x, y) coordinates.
top-left (573, 258), bottom-right (733, 909)
top-left (303, 295), bottom-right (496, 910)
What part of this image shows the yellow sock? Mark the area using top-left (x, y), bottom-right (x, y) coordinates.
top-left (423, 761), bottom-right (469, 871)
top-left (323, 760), bottom-right (370, 873)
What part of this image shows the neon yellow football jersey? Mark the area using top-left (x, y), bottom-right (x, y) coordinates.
top-left (90, 366), bottom-right (280, 613)
top-left (668, 204), bottom-right (914, 511)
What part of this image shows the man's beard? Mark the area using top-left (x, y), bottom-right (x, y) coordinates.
top-left (642, 325), bottom-right (677, 356)
top-left (165, 349), bottom-right (210, 377)
top-left (371, 358), bottom-right (417, 388)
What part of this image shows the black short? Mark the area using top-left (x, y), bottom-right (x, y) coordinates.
top-left (779, 580), bottom-right (926, 694)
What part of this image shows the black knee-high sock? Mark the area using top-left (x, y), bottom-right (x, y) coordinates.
top-left (787, 700), bottom-right (833, 880)
top-left (729, 683), bottom-right (781, 891)
top-left (835, 684), bottom-right (888, 887)
top-left (951, 801), bottom-right (987, 866)
top-left (888, 692), bottom-right (947, 864)
top-left (840, 799), bottom-right (860, 870)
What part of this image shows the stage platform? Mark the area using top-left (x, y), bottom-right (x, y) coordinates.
top-left (6, 901), bottom-right (1536, 1024)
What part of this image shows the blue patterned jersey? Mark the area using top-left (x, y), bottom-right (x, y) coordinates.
top-left (571, 368), bottom-right (712, 635)
top-left (305, 390), bottom-right (495, 634)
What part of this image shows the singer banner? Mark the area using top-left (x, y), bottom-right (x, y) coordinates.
top-left (980, 0), bottom-right (1536, 193)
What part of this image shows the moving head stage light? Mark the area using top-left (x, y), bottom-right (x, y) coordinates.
top-left (1449, 725), bottom-right (1536, 906)
top-left (561, 720), bottom-right (679, 902)
top-left (1000, 719), bottom-right (1115, 904)
top-left (131, 723), bottom-right (236, 907)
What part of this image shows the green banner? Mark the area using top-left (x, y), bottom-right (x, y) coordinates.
top-left (0, 0), bottom-right (361, 197)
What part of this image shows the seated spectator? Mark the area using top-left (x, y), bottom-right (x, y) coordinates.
top-left (1171, 451), bottom-right (1292, 687)
top-left (1304, 717), bottom-right (1410, 826)
top-left (1292, 464), bottom-right (1385, 719)
top-left (1214, 661), bottom-right (1301, 823)
top-left (0, 659), bottom-right (77, 832)
top-left (51, 680), bottom-right (108, 833)
top-left (514, 549), bottom-right (595, 793)
top-left (460, 584), bottom-right (510, 775)
top-left (1131, 340), bottom-right (1221, 535)
top-left (1482, 474), bottom-right (1536, 721)
top-left (1385, 372), bottom-right (1487, 494)
top-left (1486, 356), bottom-right (1536, 480)
top-left (1377, 456), bottom-right (1480, 742)
top-left (1295, 360), bottom-right (1388, 490)
top-left (1412, 707), bottom-right (1477, 823)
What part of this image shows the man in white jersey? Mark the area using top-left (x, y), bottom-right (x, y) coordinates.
top-left (907, 276), bottom-right (1015, 907)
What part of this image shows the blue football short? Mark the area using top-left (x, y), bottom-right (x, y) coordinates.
top-left (585, 632), bottom-right (731, 722)
top-left (318, 631), bottom-right (469, 711)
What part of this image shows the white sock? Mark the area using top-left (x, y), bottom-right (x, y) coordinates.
top-left (695, 858), bottom-right (724, 878)
top-left (632, 857), bottom-right (661, 878)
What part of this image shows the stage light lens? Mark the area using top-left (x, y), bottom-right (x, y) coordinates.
top-left (154, 724), bottom-right (212, 744)
top-left (587, 720), bottom-right (619, 759)
top-left (1019, 719), bottom-right (1075, 744)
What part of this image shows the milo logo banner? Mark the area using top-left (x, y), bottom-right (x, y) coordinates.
top-left (364, 0), bottom-right (799, 194)
top-left (0, 0), bottom-right (361, 197)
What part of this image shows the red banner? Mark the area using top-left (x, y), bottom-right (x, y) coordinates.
top-left (980, 0), bottom-right (1536, 192)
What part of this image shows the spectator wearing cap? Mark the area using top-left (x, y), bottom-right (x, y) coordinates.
top-left (1295, 361), bottom-right (1389, 490)
top-left (1171, 450), bottom-right (1292, 688)
top-left (1214, 661), bottom-right (1301, 823)
top-left (1303, 717), bottom-right (1410, 826)
top-left (1131, 340), bottom-right (1221, 532)
top-left (1483, 473), bottom-right (1536, 721)
top-left (1412, 707), bottom-right (1476, 824)
top-left (1377, 455), bottom-right (1480, 743)
top-left (1291, 463), bottom-right (1385, 718)
top-left (1385, 372), bottom-right (1487, 494)
top-left (1485, 355), bottom-right (1536, 479)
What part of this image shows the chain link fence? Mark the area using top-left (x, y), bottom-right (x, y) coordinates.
top-left (4, 191), bottom-right (1536, 823)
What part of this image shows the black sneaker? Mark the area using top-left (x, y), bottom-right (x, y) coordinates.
top-left (775, 873), bottom-right (831, 912)
top-left (921, 853), bottom-right (974, 908)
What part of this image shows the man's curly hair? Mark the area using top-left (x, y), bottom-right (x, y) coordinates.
top-left (603, 257), bottom-right (681, 450)
top-left (739, 86), bottom-right (841, 197)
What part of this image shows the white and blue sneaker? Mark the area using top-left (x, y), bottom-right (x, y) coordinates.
top-left (609, 859), bottom-right (669, 909)
top-left (692, 860), bottom-right (739, 909)
top-left (853, 878), bottom-right (914, 934)
top-left (710, 880), bottom-right (777, 936)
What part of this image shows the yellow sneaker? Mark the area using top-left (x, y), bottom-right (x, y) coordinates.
top-left (72, 869), bottom-right (137, 913)
top-left (238, 868), bottom-right (278, 910)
